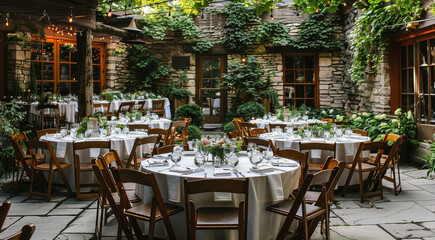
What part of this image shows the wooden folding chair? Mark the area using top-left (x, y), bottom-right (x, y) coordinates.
top-left (243, 137), bottom-right (278, 155)
top-left (3, 224), bottom-right (35, 240)
top-left (135, 100), bottom-right (147, 114)
top-left (232, 118), bottom-right (245, 137)
top-left (128, 124), bottom-right (148, 132)
top-left (0, 201), bottom-right (11, 231)
top-left (148, 123), bottom-right (172, 146)
top-left (155, 145), bottom-right (175, 154)
top-left (73, 140), bottom-right (111, 200)
top-left (352, 129), bottom-right (368, 136)
top-left (228, 131), bottom-right (240, 139)
top-left (151, 99), bottom-right (166, 117)
top-left (300, 142), bottom-right (336, 172)
top-left (40, 104), bottom-right (63, 129)
top-left (341, 141), bottom-right (387, 203)
top-left (111, 168), bottom-right (183, 240)
top-left (116, 101), bottom-right (134, 118)
top-left (277, 148), bottom-right (309, 187)
top-left (93, 102), bottom-right (113, 117)
top-left (269, 123), bottom-right (287, 131)
top-left (25, 140), bottom-right (73, 201)
top-left (184, 178), bottom-right (249, 240)
top-left (267, 174), bottom-right (313, 240)
top-left (169, 119), bottom-right (191, 145)
top-left (92, 160), bottom-right (135, 240)
top-left (239, 122), bottom-right (257, 137)
top-left (124, 135), bottom-right (161, 170)
top-left (36, 128), bottom-right (59, 140)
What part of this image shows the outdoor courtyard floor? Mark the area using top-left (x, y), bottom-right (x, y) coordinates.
top-left (0, 165), bottom-right (434, 239)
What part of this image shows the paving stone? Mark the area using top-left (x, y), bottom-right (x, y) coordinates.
top-left (422, 221), bottom-right (435, 230)
top-left (335, 200), bottom-right (361, 209)
top-left (385, 190), bottom-right (435, 202)
top-left (335, 202), bottom-right (435, 225)
top-left (8, 203), bottom-right (58, 216)
top-left (416, 184), bottom-right (435, 193)
top-left (26, 195), bottom-right (68, 203)
top-left (381, 223), bottom-right (435, 238)
top-left (405, 170), bottom-right (429, 179)
top-left (55, 233), bottom-right (94, 240)
top-left (48, 208), bottom-right (83, 216)
top-left (406, 179), bottom-right (435, 186)
top-left (57, 202), bottom-right (93, 209)
top-left (417, 201), bottom-right (435, 212)
top-left (3, 217), bottom-right (21, 229)
top-left (7, 196), bottom-right (28, 203)
top-left (62, 209), bottom-right (96, 234)
top-left (63, 198), bottom-right (94, 205)
top-left (312, 225), bottom-right (395, 240)
top-left (0, 216), bottom-right (74, 240)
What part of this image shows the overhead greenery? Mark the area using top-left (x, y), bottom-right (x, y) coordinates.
top-left (250, 22), bottom-right (290, 46)
top-left (124, 44), bottom-right (170, 93)
top-left (293, 0), bottom-right (345, 14)
top-left (350, 0), bottom-right (422, 84)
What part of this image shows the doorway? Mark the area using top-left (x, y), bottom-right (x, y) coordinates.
top-left (197, 55), bottom-right (226, 124)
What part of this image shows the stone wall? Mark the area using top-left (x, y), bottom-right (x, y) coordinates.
top-left (7, 32), bottom-right (32, 94)
top-left (105, 42), bottom-right (129, 90)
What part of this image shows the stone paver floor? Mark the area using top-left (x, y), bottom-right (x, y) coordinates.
top-left (0, 165), bottom-right (434, 239)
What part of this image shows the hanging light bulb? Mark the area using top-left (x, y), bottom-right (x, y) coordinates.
top-left (270, 13), bottom-right (274, 21)
top-left (327, 0), bottom-right (331, 4)
top-left (315, 8), bottom-right (319, 13)
top-left (343, 1), bottom-right (347, 6)
top-left (296, 12), bottom-right (300, 18)
top-left (5, 17), bottom-right (8, 27)
top-left (108, 5), bottom-right (112, 17)
top-left (68, 7), bottom-right (73, 23)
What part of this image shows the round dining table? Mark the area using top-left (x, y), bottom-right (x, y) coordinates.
top-left (137, 152), bottom-right (301, 240)
top-left (250, 118), bottom-right (323, 131)
top-left (95, 98), bottom-right (172, 118)
top-left (259, 132), bottom-right (371, 186)
top-left (128, 118), bottom-right (172, 129)
top-left (40, 131), bottom-right (152, 189)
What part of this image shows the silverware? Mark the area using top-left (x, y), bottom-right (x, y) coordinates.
top-left (233, 169), bottom-right (239, 177)
top-left (234, 169), bottom-right (245, 177)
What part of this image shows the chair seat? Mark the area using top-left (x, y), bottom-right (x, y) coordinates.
top-left (101, 190), bottom-right (142, 206)
top-left (196, 207), bottom-right (239, 227)
top-left (367, 154), bottom-right (395, 167)
top-left (345, 162), bottom-right (378, 172)
top-left (35, 162), bottom-right (72, 171)
top-left (266, 198), bottom-right (323, 218)
top-left (23, 154), bottom-right (45, 160)
top-left (308, 162), bottom-right (323, 170)
top-left (79, 163), bottom-right (94, 172)
top-left (124, 182), bottom-right (136, 191)
top-left (125, 202), bottom-right (182, 221)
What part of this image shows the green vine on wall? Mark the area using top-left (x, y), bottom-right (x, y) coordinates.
top-left (350, 0), bottom-right (422, 84)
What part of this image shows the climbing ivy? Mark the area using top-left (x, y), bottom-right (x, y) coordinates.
top-left (350, 0), bottom-right (422, 84)
top-left (250, 22), bottom-right (290, 46)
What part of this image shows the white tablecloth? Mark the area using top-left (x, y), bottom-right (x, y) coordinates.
top-left (137, 153), bottom-right (300, 240)
top-left (260, 133), bottom-right (371, 186)
top-left (128, 119), bottom-right (172, 129)
top-left (96, 98), bottom-right (172, 118)
top-left (25, 101), bottom-right (78, 124)
top-left (40, 132), bottom-right (152, 189)
top-left (250, 119), bottom-right (323, 131)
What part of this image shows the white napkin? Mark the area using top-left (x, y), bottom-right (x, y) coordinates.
top-left (268, 174), bottom-right (284, 201)
top-left (124, 138), bottom-right (135, 156)
top-left (55, 142), bottom-right (67, 158)
top-left (214, 168), bottom-right (232, 176)
top-left (169, 166), bottom-right (191, 174)
top-left (271, 159), bottom-right (298, 167)
top-left (250, 166), bottom-right (274, 173)
top-left (167, 175), bottom-right (181, 202)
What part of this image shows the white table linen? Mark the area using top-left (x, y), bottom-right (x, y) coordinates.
top-left (128, 118), bottom-right (172, 129)
top-left (96, 98), bottom-right (172, 118)
top-left (25, 101), bottom-right (78, 124)
top-left (250, 119), bottom-right (323, 131)
top-left (137, 153), bottom-right (301, 240)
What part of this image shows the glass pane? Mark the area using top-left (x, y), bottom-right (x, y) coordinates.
top-left (401, 69), bottom-right (407, 93)
top-left (43, 81), bottom-right (54, 93)
top-left (93, 82), bottom-right (101, 94)
top-left (43, 42), bottom-right (54, 61)
top-left (410, 96), bottom-right (414, 110)
top-left (401, 46), bottom-right (407, 68)
top-left (211, 69), bottom-right (220, 79)
top-left (43, 63), bottom-right (54, 80)
top-left (37, 81), bottom-right (42, 94)
top-left (296, 99), bottom-right (304, 107)
top-left (421, 67), bottom-right (428, 93)
top-left (59, 44), bottom-right (70, 62)
top-left (203, 59), bottom-right (210, 68)
top-left (285, 99), bottom-right (294, 108)
top-left (203, 79), bottom-right (211, 88)
top-left (211, 80), bottom-right (220, 88)
top-left (285, 56), bottom-right (294, 69)
top-left (408, 45), bottom-right (414, 67)
top-left (285, 70), bottom-right (294, 83)
top-left (32, 62), bottom-right (42, 80)
top-left (401, 95), bottom-right (408, 111)
top-left (200, 89), bottom-right (219, 117)
top-left (31, 41), bottom-right (42, 60)
top-left (71, 64), bottom-right (78, 81)
top-left (92, 48), bottom-right (101, 64)
top-left (431, 39), bottom-right (435, 65)
top-left (295, 85), bottom-right (304, 98)
top-left (71, 81), bottom-right (79, 95)
top-left (59, 82), bottom-right (70, 95)
top-left (93, 65), bottom-right (101, 81)
top-left (421, 96), bottom-right (428, 119)
top-left (306, 85), bottom-right (314, 98)
top-left (431, 67), bottom-right (435, 93)
top-left (432, 96), bottom-right (435, 121)
top-left (295, 56), bottom-right (303, 69)
top-left (409, 69), bottom-right (414, 92)
top-left (305, 56), bottom-right (314, 69)
top-left (284, 86), bottom-right (294, 98)
top-left (211, 59), bottom-right (220, 68)
top-left (71, 48), bottom-right (78, 62)
top-left (420, 41), bottom-right (428, 67)
top-left (295, 70), bottom-right (304, 83)
top-left (306, 70), bottom-right (314, 83)
top-left (306, 99), bottom-right (315, 108)
top-left (203, 68), bottom-right (211, 79)
top-left (60, 64), bottom-right (70, 80)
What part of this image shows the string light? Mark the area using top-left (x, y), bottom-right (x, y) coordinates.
top-left (270, 11), bottom-right (274, 21)
top-left (315, 8), bottom-right (319, 13)
top-left (343, 1), bottom-right (347, 6)
top-left (296, 12), bottom-right (300, 18)
top-left (5, 17), bottom-right (8, 27)
top-left (108, 4), bottom-right (112, 17)
top-left (68, 7), bottom-right (73, 23)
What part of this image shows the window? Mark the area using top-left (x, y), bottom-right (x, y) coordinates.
top-left (283, 54), bottom-right (318, 108)
top-left (400, 44), bottom-right (415, 114)
top-left (31, 37), bottom-right (105, 95)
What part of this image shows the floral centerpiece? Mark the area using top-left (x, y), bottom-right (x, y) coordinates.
top-left (98, 91), bottom-right (123, 102)
top-left (198, 136), bottom-right (242, 164)
top-left (132, 91), bottom-right (157, 99)
top-left (125, 111), bottom-right (143, 122)
top-left (76, 115), bottom-right (108, 135)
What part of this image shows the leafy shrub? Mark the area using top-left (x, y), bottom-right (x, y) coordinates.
top-left (187, 125), bottom-right (202, 140)
top-left (236, 102), bottom-right (266, 121)
top-left (224, 110), bottom-right (237, 125)
top-left (173, 104), bottom-right (204, 128)
top-left (223, 122), bottom-right (235, 134)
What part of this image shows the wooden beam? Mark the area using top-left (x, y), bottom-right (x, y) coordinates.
top-left (77, 29), bottom-right (93, 118)
top-left (0, 31), bottom-right (6, 98)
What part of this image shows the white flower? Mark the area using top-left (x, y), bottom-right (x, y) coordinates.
top-left (375, 114), bottom-right (387, 120)
top-left (380, 122), bottom-right (387, 126)
top-left (322, 110), bottom-right (326, 114)
top-left (352, 114), bottom-right (357, 120)
top-left (392, 119), bottom-right (399, 124)
top-left (354, 116), bottom-right (362, 122)
top-left (362, 112), bottom-right (369, 117)
top-left (305, 111), bottom-right (309, 114)
top-left (329, 109), bottom-right (334, 114)
top-left (394, 108), bottom-right (401, 116)
top-left (407, 111), bottom-right (413, 120)
top-left (336, 115), bottom-right (343, 121)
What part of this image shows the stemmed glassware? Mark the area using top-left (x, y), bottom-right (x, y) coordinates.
top-left (194, 153), bottom-right (205, 170)
top-left (171, 145), bottom-right (183, 167)
top-left (249, 149), bottom-right (263, 166)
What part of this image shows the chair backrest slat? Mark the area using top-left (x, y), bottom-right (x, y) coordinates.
top-left (37, 128), bottom-right (59, 140)
top-left (156, 145), bottom-right (174, 154)
top-left (277, 149), bottom-right (308, 184)
top-left (185, 179), bottom-right (248, 195)
top-left (3, 224), bottom-right (35, 240)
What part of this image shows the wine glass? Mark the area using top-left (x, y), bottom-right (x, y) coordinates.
top-left (171, 150), bottom-right (182, 167)
top-left (223, 146), bottom-right (233, 165)
top-left (305, 130), bottom-right (312, 140)
top-left (228, 153), bottom-right (239, 168)
top-left (249, 150), bottom-right (263, 166)
top-left (247, 142), bottom-right (256, 153)
top-left (264, 148), bottom-right (274, 166)
top-left (191, 139), bottom-right (198, 152)
top-left (194, 153), bottom-right (205, 170)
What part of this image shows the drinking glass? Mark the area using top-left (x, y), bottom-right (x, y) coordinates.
top-left (305, 130), bottom-right (312, 140)
top-left (191, 139), bottom-right (199, 152)
top-left (60, 127), bottom-right (68, 138)
top-left (171, 151), bottom-right (182, 167)
top-left (264, 148), bottom-right (274, 165)
top-left (247, 142), bottom-right (256, 153)
top-left (228, 153), bottom-right (239, 168)
top-left (194, 153), bottom-right (205, 169)
top-left (223, 146), bottom-right (233, 164)
top-left (249, 150), bottom-right (263, 166)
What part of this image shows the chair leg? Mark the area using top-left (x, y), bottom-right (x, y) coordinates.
top-left (29, 168), bottom-right (35, 198)
top-left (47, 171), bottom-right (53, 201)
top-left (395, 162), bottom-right (402, 195)
top-left (341, 168), bottom-right (354, 197)
top-left (379, 169), bottom-right (383, 200)
top-left (358, 170), bottom-right (364, 203)
top-left (57, 168), bottom-right (73, 197)
top-left (75, 161), bottom-right (81, 200)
